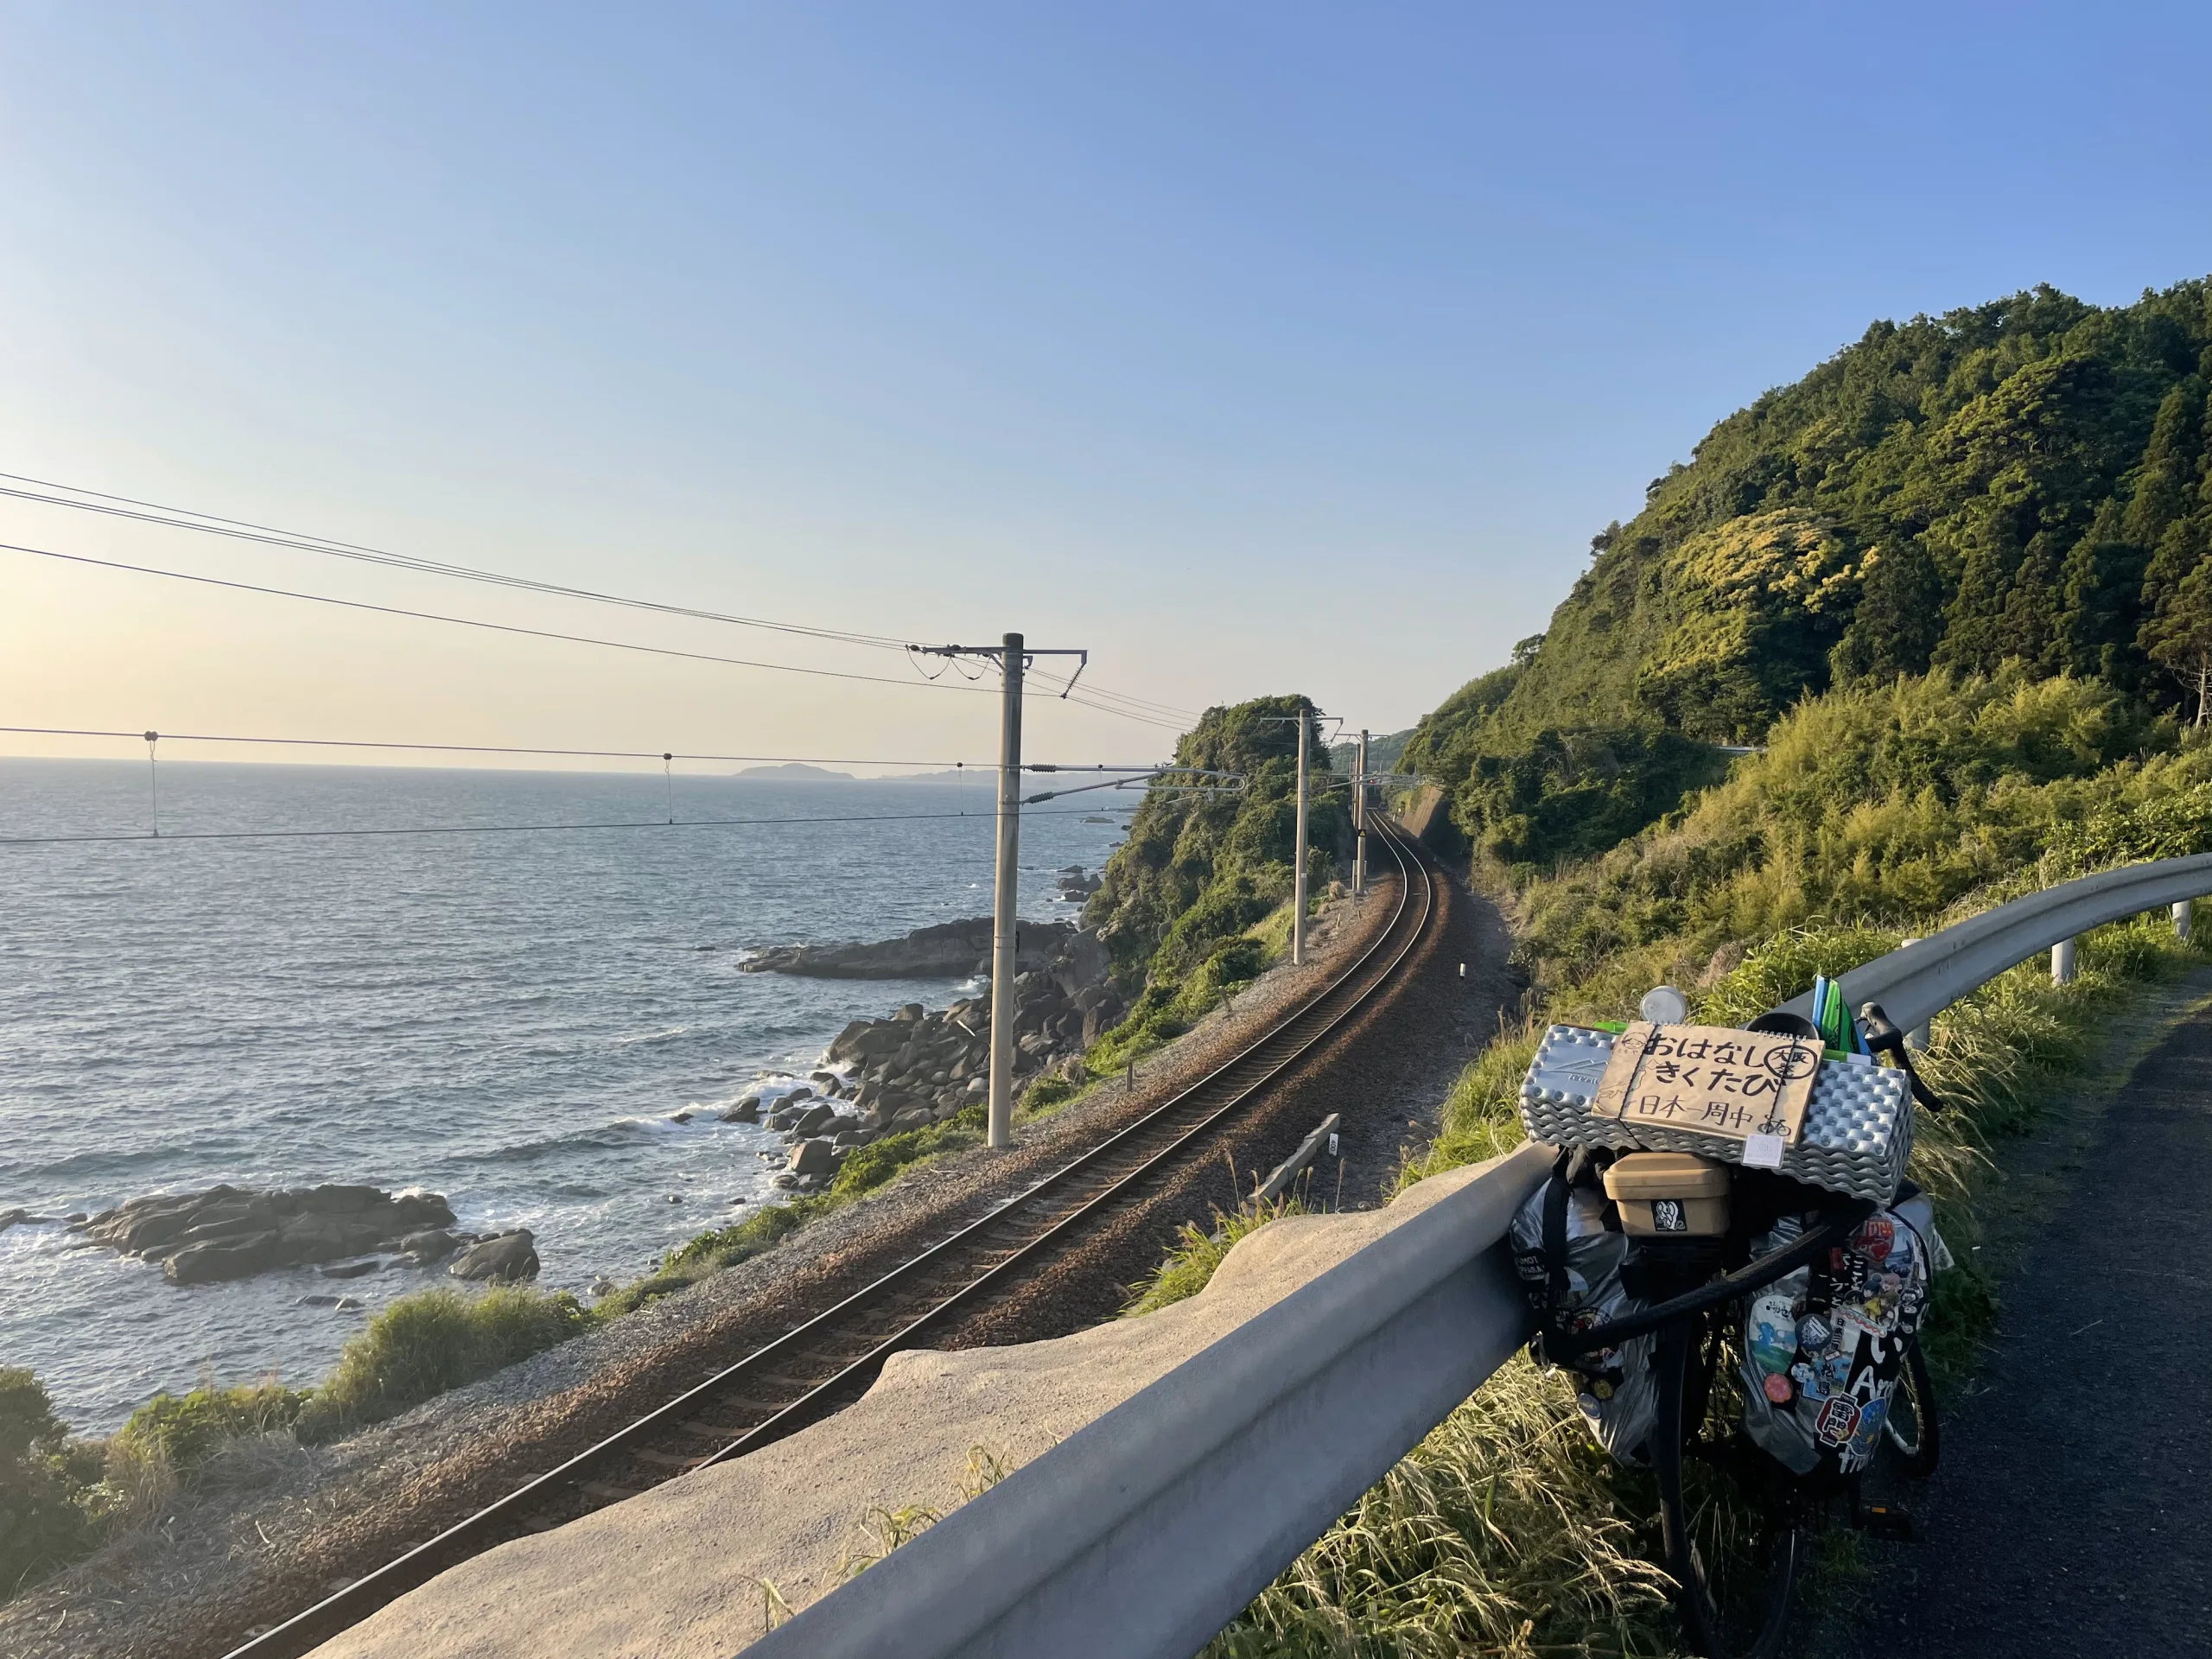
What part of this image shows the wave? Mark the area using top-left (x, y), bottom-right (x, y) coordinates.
top-left (613, 1026), bottom-right (690, 1046)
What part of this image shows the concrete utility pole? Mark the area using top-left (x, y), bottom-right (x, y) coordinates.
top-left (906, 632), bottom-right (1088, 1153)
top-left (988, 632), bottom-right (1025, 1149)
top-left (1353, 728), bottom-right (1369, 897)
top-left (1292, 709), bottom-right (1310, 966)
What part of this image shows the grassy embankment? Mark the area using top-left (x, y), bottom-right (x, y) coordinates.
top-left (1107, 671), bottom-right (2212, 1656)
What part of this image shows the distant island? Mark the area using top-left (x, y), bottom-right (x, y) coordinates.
top-left (730, 764), bottom-right (995, 783)
top-left (735, 763), bottom-right (855, 780)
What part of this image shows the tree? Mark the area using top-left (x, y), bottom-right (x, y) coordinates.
top-left (1831, 541), bottom-right (1944, 683)
top-left (2054, 499), bottom-right (2147, 683)
top-left (2121, 377), bottom-right (2208, 550)
top-left (2143, 557), bottom-right (2212, 725)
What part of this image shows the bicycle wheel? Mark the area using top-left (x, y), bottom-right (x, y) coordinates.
top-left (1652, 1315), bottom-right (1802, 1659)
top-left (1882, 1334), bottom-right (1940, 1478)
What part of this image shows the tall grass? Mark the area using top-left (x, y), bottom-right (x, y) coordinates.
top-left (1120, 1196), bottom-right (1310, 1319)
top-left (1207, 1356), bottom-right (1678, 1657)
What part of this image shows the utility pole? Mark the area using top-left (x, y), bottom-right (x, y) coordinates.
top-left (907, 633), bottom-right (1089, 1152)
top-left (1292, 709), bottom-right (1310, 966)
top-left (1353, 728), bottom-right (1368, 897)
top-left (989, 632), bottom-right (1024, 1151)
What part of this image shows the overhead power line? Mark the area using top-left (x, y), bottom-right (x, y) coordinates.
top-left (1029, 664), bottom-right (1199, 721)
top-left (1, 471), bottom-right (1199, 730)
top-left (3, 541), bottom-right (998, 694)
top-left (0, 473), bottom-right (909, 652)
top-left (0, 724), bottom-right (1180, 772)
top-left (0, 804), bottom-right (1138, 849)
top-left (0, 726), bottom-right (987, 767)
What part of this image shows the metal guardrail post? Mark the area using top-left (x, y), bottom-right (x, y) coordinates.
top-left (2052, 937), bottom-right (2078, 985)
top-left (2177, 899), bottom-right (2194, 942)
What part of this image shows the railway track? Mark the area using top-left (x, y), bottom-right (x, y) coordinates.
top-left (228, 817), bottom-right (1438, 1658)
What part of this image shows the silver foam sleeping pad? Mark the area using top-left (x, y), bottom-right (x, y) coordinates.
top-left (1517, 1025), bottom-right (1912, 1204)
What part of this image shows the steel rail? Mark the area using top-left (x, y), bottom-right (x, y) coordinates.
top-left (223, 818), bottom-right (1438, 1659)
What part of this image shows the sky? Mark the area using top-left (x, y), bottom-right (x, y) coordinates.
top-left (3, 2), bottom-right (2210, 775)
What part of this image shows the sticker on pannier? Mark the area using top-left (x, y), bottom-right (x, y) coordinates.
top-left (1738, 1198), bottom-right (1945, 1475)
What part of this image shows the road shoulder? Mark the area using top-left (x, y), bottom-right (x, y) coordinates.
top-left (1803, 969), bottom-right (2212, 1658)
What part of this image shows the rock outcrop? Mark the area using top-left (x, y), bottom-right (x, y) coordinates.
top-left (77, 1184), bottom-right (458, 1287)
top-left (819, 928), bottom-right (1120, 1126)
top-left (741, 918), bottom-right (1074, 980)
top-left (448, 1230), bottom-right (540, 1282)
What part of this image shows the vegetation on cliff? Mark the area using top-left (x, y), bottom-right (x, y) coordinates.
top-left (1077, 695), bottom-right (1350, 1068)
top-left (1409, 277), bottom-right (2212, 868)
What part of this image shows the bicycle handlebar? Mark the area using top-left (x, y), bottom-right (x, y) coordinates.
top-left (1545, 1197), bottom-right (1876, 1362)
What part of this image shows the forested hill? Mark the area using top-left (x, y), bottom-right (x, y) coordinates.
top-left (1408, 277), bottom-right (2212, 865)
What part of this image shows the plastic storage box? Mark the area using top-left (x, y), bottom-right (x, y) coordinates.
top-left (1603, 1151), bottom-right (1732, 1236)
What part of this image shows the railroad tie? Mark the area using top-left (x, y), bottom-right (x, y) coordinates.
top-left (675, 1417), bottom-right (749, 1440)
top-left (629, 1446), bottom-right (704, 1471)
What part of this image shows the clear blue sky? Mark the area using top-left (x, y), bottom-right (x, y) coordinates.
top-left (3, 2), bottom-right (2209, 770)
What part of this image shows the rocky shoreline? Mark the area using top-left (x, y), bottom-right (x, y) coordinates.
top-left (738, 915), bottom-right (1077, 979)
top-left (71, 1185), bottom-right (543, 1287)
top-left (727, 918), bottom-right (1125, 1191)
top-left (25, 890), bottom-right (1126, 1305)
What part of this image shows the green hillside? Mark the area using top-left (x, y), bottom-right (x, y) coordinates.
top-left (1409, 277), bottom-right (2212, 864)
top-left (1085, 694), bottom-right (1347, 989)
top-left (1326, 728), bottom-right (1412, 776)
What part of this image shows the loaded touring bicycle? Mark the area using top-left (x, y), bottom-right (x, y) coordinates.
top-left (1510, 981), bottom-right (1948, 1658)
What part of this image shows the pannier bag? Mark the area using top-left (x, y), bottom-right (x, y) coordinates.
top-left (1519, 1024), bottom-right (1913, 1203)
top-left (1510, 1148), bottom-right (1660, 1465)
top-left (1736, 1193), bottom-right (1947, 1474)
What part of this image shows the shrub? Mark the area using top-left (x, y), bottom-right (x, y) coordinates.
top-left (114, 1382), bottom-right (307, 1472)
top-left (302, 1286), bottom-right (590, 1437)
top-left (1121, 1198), bottom-right (1308, 1319)
top-left (0, 1368), bottom-right (104, 1597)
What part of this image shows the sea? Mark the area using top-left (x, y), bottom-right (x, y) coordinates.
top-left (0, 759), bottom-right (1128, 1433)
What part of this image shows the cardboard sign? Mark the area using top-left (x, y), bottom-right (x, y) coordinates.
top-left (1592, 1021), bottom-right (1821, 1146)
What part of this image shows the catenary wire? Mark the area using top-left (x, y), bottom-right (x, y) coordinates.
top-left (1030, 666), bottom-right (1199, 721)
top-left (0, 726), bottom-right (982, 767)
top-left (0, 725), bottom-right (1182, 772)
top-left (0, 804), bottom-right (1157, 849)
top-left (0, 472), bottom-right (1200, 728)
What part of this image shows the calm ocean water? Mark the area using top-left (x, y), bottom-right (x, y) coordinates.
top-left (0, 759), bottom-right (1125, 1432)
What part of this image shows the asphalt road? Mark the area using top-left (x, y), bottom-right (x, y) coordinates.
top-left (1815, 999), bottom-right (2212, 1657)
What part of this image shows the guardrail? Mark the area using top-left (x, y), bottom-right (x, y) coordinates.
top-left (745, 852), bottom-right (2212, 1659)
top-left (1777, 852), bottom-right (2212, 1032)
